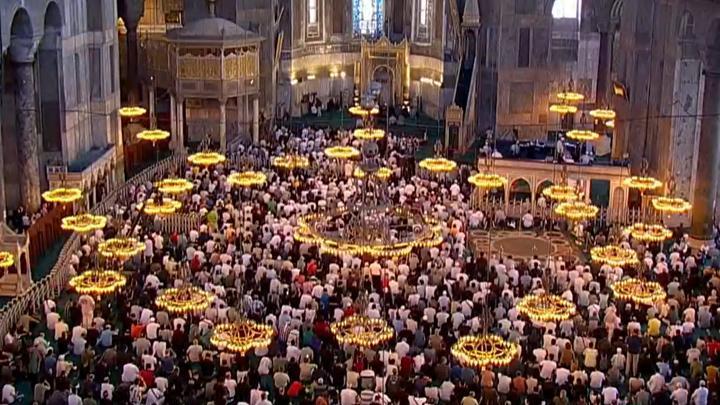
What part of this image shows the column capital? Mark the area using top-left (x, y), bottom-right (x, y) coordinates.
top-left (8, 38), bottom-right (37, 64)
top-left (119, 0), bottom-right (146, 31)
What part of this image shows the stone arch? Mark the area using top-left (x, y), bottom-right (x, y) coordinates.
top-left (45, 2), bottom-right (63, 30)
top-left (372, 64), bottom-right (395, 105)
top-left (536, 179), bottom-right (554, 198)
top-left (610, 0), bottom-right (624, 25)
top-left (2, 8), bottom-right (35, 210)
top-left (611, 186), bottom-right (625, 215)
top-left (10, 8), bottom-right (33, 40)
top-left (509, 177), bottom-right (532, 202)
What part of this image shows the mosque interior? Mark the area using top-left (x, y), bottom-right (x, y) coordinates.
top-left (0, 0), bottom-right (718, 404)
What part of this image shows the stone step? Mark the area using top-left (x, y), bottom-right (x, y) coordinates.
top-left (0, 274), bottom-right (25, 297)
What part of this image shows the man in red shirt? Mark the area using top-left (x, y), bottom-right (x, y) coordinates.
top-left (139, 364), bottom-right (155, 387)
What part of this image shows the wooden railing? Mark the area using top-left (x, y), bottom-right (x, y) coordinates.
top-left (0, 153), bottom-right (187, 345)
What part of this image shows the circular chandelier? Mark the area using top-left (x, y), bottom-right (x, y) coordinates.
top-left (542, 184), bottom-right (578, 201)
top-left (0, 252), bottom-right (14, 268)
top-left (271, 155), bottom-right (310, 170)
top-left (61, 214), bottom-right (107, 233)
top-left (42, 187), bottom-right (83, 204)
top-left (210, 320), bottom-right (275, 353)
top-left (567, 129), bottom-right (600, 141)
top-left (330, 315), bottom-right (394, 348)
top-left (374, 167), bottom-right (392, 179)
top-left (419, 157), bottom-right (458, 173)
top-left (324, 146), bottom-right (361, 159)
top-left (137, 129), bottom-right (170, 142)
top-left (118, 106), bottom-right (147, 118)
top-left (549, 104), bottom-right (578, 114)
top-left (590, 109), bottom-right (617, 120)
top-left (155, 178), bottom-right (194, 194)
top-left (557, 91), bottom-right (585, 102)
top-left (590, 245), bottom-right (639, 267)
top-left (69, 270), bottom-right (127, 296)
top-left (516, 294), bottom-right (577, 322)
top-left (156, 286), bottom-right (215, 314)
top-left (610, 278), bottom-right (666, 305)
top-left (554, 201), bottom-right (599, 220)
top-left (451, 335), bottom-right (520, 369)
top-left (353, 167), bottom-right (392, 180)
top-left (468, 172), bottom-right (507, 189)
top-left (298, 140), bottom-right (442, 258)
top-left (297, 210), bottom-right (443, 257)
top-left (143, 198), bottom-right (182, 215)
top-left (624, 223), bottom-right (673, 242)
top-left (353, 128), bottom-right (385, 141)
top-left (187, 152), bottom-right (226, 166)
top-left (622, 176), bottom-right (662, 191)
top-left (651, 196), bottom-right (692, 213)
top-left (98, 238), bottom-right (145, 260)
top-left (227, 171), bottom-right (267, 187)
top-left (348, 106), bottom-right (379, 117)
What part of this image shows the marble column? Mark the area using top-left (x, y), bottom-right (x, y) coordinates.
top-left (126, 24), bottom-right (140, 103)
top-left (253, 97), bottom-right (259, 145)
top-left (170, 93), bottom-right (177, 150)
top-left (149, 85), bottom-right (156, 128)
top-left (177, 98), bottom-right (185, 149)
top-left (690, 68), bottom-right (720, 239)
top-left (13, 55), bottom-right (42, 213)
top-left (0, 111), bottom-right (6, 222)
top-left (596, 31), bottom-right (612, 102)
top-left (219, 100), bottom-right (227, 153)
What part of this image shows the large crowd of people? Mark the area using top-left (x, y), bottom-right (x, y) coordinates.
top-left (0, 125), bottom-right (718, 405)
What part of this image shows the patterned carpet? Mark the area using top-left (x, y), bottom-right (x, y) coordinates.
top-left (468, 229), bottom-right (578, 260)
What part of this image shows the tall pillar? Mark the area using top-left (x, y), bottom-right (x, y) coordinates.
top-left (690, 69), bottom-right (720, 240)
top-left (149, 85), bottom-right (156, 128)
top-left (253, 97), bottom-right (259, 145)
top-left (219, 100), bottom-right (227, 153)
top-left (0, 110), bottom-right (5, 222)
top-left (170, 93), bottom-right (177, 150)
top-left (11, 42), bottom-right (41, 213)
top-left (126, 25), bottom-right (139, 103)
top-left (119, 0), bottom-right (144, 103)
top-left (596, 31), bottom-right (612, 103)
top-left (177, 98), bottom-right (185, 149)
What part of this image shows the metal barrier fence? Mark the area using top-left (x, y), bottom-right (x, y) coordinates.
top-left (0, 153), bottom-right (187, 345)
top-left (160, 213), bottom-right (202, 234)
top-left (470, 197), bottom-right (655, 228)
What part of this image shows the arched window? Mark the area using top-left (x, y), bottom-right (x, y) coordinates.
top-left (307, 0), bottom-right (320, 38)
top-left (679, 11), bottom-right (694, 38)
top-left (551, 0), bottom-right (581, 63)
top-left (419, 0), bottom-right (429, 25)
top-left (415, 0), bottom-right (431, 44)
top-left (308, 0), bottom-right (318, 24)
top-left (552, 0), bottom-right (581, 20)
top-left (353, 0), bottom-right (384, 36)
